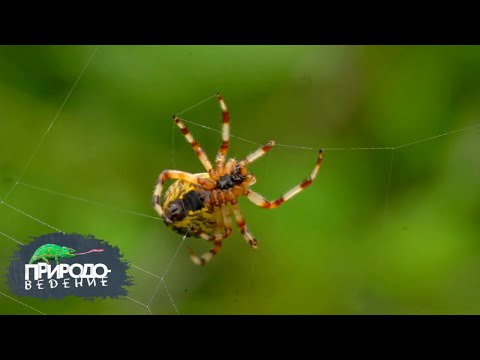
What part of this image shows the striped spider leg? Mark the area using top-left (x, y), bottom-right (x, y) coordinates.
top-left (246, 150), bottom-right (323, 209)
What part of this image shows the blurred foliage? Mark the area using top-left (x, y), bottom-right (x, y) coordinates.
top-left (0, 45), bottom-right (479, 314)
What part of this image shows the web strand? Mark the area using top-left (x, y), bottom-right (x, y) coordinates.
top-left (394, 123), bottom-right (480, 149)
top-left (171, 120), bottom-right (177, 169)
top-left (160, 231), bottom-right (188, 279)
top-left (0, 290), bottom-right (46, 315)
top-left (322, 146), bottom-right (394, 151)
top-left (175, 94), bottom-right (217, 116)
top-left (17, 181), bottom-right (160, 221)
top-left (127, 296), bottom-right (152, 314)
top-left (1, 46), bottom-right (99, 202)
top-left (179, 111), bottom-right (479, 152)
top-left (0, 201), bottom-right (63, 234)
top-left (161, 278), bottom-right (179, 315)
top-left (0, 230), bottom-right (24, 245)
top-left (145, 233), bottom-right (187, 314)
top-left (383, 149), bottom-right (395, 218)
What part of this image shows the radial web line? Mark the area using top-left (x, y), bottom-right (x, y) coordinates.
top-left (1, 201), bottom-right (64, 234)
top-left (0, 291), bottom-right (46, 315)
top-left (145, 233), bottom-right (188, 314)
top-left (128, 263), bottom-right (161, 279)
top-left (178, 115), bottom-right (480, 152)
top-left (161, 279), bottom-right (179, 315)
top-left (394, 123), bottom-right (480, 149)
top-left (127, 296), bottom-right (152, 314)
top-left (176, 93), bottom-right (217, 116)
top-left (383, 149), bottom-right (395, 217)
top-left (1, 46), bottom-right (100, 202)
top-left (0, 230), bottom-right (24, 245)
top-left (17, 181), bottom-right (160, 221)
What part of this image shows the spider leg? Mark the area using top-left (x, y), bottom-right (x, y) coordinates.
top-left (152, 170), bottom-right (215, 222)
top-left (247, 150), bottom-right (323, 209)
top-left (173, 116), bottom-right (215, 177)
top-left (231, 202), bottom-right (258, 249)
top-left (214, 203), bottom-right (225, 232)
top-left (215, 93), bottom-right (229, 175)
top-left (243, 140), bottom-right (275, 165)
top-left (188, 204), bottom-right (232, 266)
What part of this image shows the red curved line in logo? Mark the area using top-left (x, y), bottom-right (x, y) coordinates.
top-left (74, 249), bottom-right (105, 256)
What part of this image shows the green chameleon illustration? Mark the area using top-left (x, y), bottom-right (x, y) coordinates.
top-left (29, 244), bottom-right (104, 265)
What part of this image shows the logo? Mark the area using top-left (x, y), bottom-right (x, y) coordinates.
top-left (7, 233), bottom-right (133, 299)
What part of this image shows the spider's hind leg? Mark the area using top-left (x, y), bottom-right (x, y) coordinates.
top-left (231, 202), bottom-right (258, 249)
top-left (188, 204), bottom-right (232, 266)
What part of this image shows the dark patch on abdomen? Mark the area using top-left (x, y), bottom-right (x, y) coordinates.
top-left (164, 190), bottom-right (207, 224)
top-left (182, 190), bottom-right (206, 212)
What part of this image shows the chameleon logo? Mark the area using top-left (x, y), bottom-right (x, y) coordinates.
top-left (29, 243), bottom-right (104, 265)
top-left (7, 233), bottom-right (133, 300)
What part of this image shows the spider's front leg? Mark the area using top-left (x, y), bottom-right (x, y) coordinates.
top-left (247, 150), bottom-right (323, 209)
top-left (152, 170), bottom-right (215, 223)
top-left (214, 93), bottom-right (229, 176)
top-left (189, 204), bottom-right (232, 266)
top-left (173, 116), bottom-right (216, 178)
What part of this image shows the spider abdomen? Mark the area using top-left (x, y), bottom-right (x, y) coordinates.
top-left (162, 180), bottom-right (216, 237)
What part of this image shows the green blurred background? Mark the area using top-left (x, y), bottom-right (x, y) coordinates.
top-left (1, 45), bottom-right (479, 314)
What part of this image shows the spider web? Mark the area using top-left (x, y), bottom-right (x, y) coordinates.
top-left (1, 45), bottom-right (480, 315)
top-left (0, 46), bottom-right (192, 314)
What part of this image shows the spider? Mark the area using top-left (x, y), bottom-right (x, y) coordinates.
top-left (153, 93), bottom-right (323, 266)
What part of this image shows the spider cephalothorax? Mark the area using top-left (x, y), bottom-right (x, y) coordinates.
top-left (153, 93), bottom-right (322, 266)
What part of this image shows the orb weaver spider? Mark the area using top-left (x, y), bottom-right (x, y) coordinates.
top-left (153, 93), bottom-right (323, 266)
